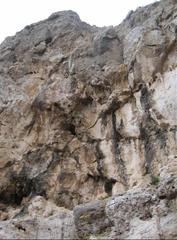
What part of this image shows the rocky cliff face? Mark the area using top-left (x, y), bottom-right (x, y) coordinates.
top-left (0, 0), bottom-right (177, 238)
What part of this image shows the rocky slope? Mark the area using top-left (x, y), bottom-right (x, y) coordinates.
top-left (0, 0), bottom-right (177, 238)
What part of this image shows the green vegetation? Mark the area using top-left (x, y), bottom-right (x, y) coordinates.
top-left (151, 175), bottom-right (160, 185)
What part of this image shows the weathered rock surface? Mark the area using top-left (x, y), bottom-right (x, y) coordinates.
top-left (0, 0), bottom-right (177, 238)
top-left (0, 196), bottom-right (77, 239)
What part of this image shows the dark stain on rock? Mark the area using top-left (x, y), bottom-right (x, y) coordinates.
top-left (112, 111), bottom-right (127, 184)
top-left (140, 121), bottom-right (155, 174)
top-left (95, 141), bottom-right (105, 176)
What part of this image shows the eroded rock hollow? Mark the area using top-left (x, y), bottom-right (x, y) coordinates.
top-left (0, 0), bottom-right (177, 238)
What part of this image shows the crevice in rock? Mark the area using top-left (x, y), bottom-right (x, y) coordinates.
top-left (24, 116), bottom-right (36, 135)
top-left (112, 111), bottom-right (127, 185)
top-left (95, 141), bottom-right (105, 176)
top-left (140, 84), bottom-right (155, 174)
top-left (152, 37), bottom-right (177, 78)
top-left (140, 84), bottom-right (169, 174)
top-left (140, 84), bottom-right (151, 112)
top-left (140, 120), bottom-right (155, 174)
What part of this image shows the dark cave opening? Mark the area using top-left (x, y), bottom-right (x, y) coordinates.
top-left (0, 176), bottom-right (32, 206)
top-left (63, 122), bottom-right (76, 136)
top-left (104, 179), bottom-right (117, 196)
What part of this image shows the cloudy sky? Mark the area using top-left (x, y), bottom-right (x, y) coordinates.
top-left (0, 0), bottom-right (157, 43)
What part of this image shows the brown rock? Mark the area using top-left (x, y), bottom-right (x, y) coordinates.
top-left (0, 0), bottom-right (177, 238)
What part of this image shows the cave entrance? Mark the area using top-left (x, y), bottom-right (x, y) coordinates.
top-left (104, 179), bottom-right (117, 196)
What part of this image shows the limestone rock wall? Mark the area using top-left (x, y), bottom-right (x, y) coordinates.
top-left (0, 0), bottom-right (177, 238)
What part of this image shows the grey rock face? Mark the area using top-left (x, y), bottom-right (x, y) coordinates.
top-left (0, 0), bottom-right (177, 238)
top-left (74, 176), bottom-right (177, 239)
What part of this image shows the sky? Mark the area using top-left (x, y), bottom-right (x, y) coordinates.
top-left (0, 0), bottom-right (157, 44)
